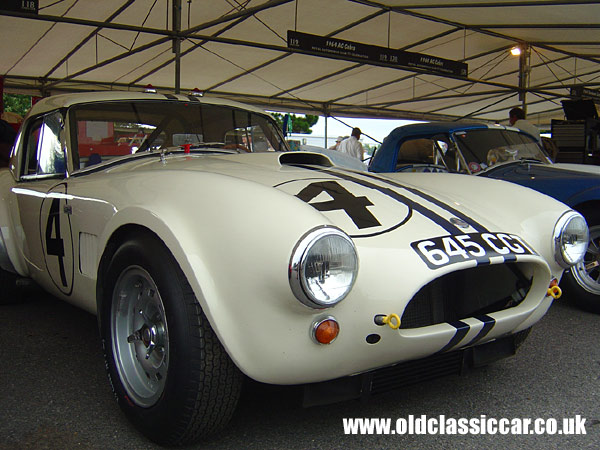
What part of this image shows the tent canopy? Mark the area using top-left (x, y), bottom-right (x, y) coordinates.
top-left (1, 0), bottom-right (599, 126)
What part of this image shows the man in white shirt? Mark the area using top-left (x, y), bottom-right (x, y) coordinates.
top-left (338, 127), bottom-right (364, 161)
top-left (508, 107), bottom-right (541, 142)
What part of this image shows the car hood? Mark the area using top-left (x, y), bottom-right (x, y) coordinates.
top-left (551, 163), bottom-right (600, 176)
top-left (90, 151), bottom-right (570, 256)
top-left (482, 161), bottom-right (600, 181)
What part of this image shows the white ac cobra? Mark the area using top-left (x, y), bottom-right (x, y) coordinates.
top-left (0, 91), bottom-right (588, 445)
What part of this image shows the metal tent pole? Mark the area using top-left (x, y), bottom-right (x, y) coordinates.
top-left (172, 0), bottom-right (182, 94)
top-left (518, 43), bottom-right (531, 114)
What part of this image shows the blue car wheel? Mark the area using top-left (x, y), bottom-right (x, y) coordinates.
top-left (562, 208), bottom-right (600, 313)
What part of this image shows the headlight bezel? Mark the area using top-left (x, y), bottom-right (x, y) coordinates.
top-left (553, 211), bottom-right (589, 268)
top-left (289, 226), bottom-right (358, 309)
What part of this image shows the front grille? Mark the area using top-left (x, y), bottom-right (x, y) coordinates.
top-left (401, 263), bottom-right (531, 329)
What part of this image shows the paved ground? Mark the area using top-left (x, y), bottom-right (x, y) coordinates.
top-left (1, 293), bottom-right (600, 449)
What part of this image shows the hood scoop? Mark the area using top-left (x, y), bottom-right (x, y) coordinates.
top-left (279, 151), bottom-right (333, 167)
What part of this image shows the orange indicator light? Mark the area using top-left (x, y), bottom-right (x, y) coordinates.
top-left (313, 318), bottom-right (339, 344)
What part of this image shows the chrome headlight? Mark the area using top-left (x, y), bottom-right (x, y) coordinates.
top-left (289, 227), bottom-right (358, 309)
top-left (553, 211), bottom-right (589, 268)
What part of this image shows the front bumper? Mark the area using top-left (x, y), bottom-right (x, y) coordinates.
top-left (303, 328), bottom-right (530, 407)
top-left (206, 254), bottom-right (555, 385)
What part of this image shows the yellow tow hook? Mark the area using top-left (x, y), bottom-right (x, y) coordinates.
top-left (546, 278), bottom-right (562, 299)
top-left (547, 285), bottom-right (562, 299)
top-left (374, 313), bottom-right (401, 330)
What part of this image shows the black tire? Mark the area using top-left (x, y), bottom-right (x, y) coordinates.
top-left (0, 268), bottom-right (21, 304)
top-left (100, 233), bottom-right (243, 446)
top-left (561, 207), bottom-right (600, 313)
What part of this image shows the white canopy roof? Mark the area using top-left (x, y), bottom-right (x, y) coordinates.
top-left (1, 0), bottom-right (599, 126)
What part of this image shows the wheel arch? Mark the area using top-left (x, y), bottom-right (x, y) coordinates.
top-left (96, 224), bottom-right (160, 330)
top-left (94, 216), bottom-right (230, 357)
top-left (95, 221), bottom-right (208, 334)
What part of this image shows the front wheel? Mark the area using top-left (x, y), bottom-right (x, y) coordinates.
top-left (100, 233), bottom-right (242, 446)
top-left (561, 209), bottom-right (600, 313)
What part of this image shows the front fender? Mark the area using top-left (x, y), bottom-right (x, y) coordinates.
top-left (95, 171), bottom-right (332, 378)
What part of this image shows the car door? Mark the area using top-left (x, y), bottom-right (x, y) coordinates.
top-left (14, 110), bottom-right (75, 297)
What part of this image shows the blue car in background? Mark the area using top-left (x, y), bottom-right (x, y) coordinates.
top-left (370, 122), bottom-right (600, 312)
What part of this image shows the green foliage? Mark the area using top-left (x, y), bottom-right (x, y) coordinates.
top-left (272, 112), bottom-right (319, 134)
top-left (3, 94), bottom-right (31, 118)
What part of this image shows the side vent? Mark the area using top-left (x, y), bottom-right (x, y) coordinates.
top-left (279, 152), bottom-right (334, 167)
top-left (79, 232), bottom-right (98, 277)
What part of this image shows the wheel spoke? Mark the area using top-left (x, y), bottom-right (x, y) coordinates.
top-left (139, 308), bottom-right (151, 323)
top-left (145, 341), bottom-right (156, 359)
top-left (585, 260), bottom-right (600, 272)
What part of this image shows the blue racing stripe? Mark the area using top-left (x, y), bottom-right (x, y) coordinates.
top-left (465, 315), bottom-right (496, 346)
top-left (437, 321), bottom-right (470, 353)
top-left (345, 170), bottom-right (489, 233)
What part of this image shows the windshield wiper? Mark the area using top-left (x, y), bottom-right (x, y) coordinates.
top-left (518, 157), bottom-right (543, 163)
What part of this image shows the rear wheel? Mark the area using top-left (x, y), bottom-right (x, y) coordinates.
top-left (561, 208), bottom-right (600, 313)
top-left (100, 233), bottom-right (242, 446)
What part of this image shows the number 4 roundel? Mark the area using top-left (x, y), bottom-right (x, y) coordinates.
top-left (40, 184), bottom-right (74, 295)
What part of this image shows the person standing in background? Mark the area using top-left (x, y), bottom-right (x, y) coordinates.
top-left (508, 107), bottom-right (541, 142)
top-left (338, 127), bottom-right (364, 161)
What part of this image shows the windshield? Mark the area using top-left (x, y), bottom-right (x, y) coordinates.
top-left (452, 128), bottom-right (549, 173)
top-left (394, 137), bottom-right (455, 172)
top-left (393, 128), bottom-right (549, 174)
top-left (70, 100), bottom-right (287, 169)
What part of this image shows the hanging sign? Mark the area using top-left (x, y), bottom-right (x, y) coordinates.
top-left (570, 86), bottom-right (600, 102)
top-left (1, 1), bottom-right (38, 14)
top-left (288, 30), bottom-right (468, 78)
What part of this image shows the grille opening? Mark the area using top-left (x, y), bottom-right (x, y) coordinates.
top-left (401, 263), bottom-right (531, 329)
